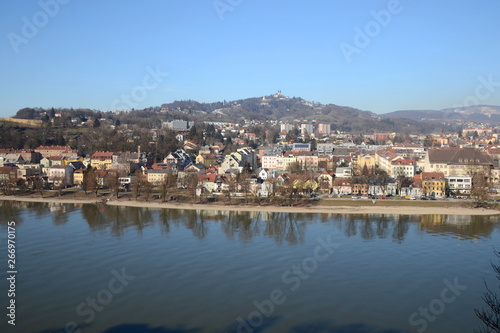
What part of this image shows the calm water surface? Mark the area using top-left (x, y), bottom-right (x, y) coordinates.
top-left (1, 201), bottom-right (499, 333)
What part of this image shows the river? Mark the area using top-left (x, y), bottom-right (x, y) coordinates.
top-left (1, 201), bottom-right (499, 333)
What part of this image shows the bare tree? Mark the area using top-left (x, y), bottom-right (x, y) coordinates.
top-left (224, 175), bottom-right (238, 205)
top-left (187, 173), bottom-right (199, 202)
top-left (131, 169), bottom-right (144, 201)
top-left (34, 176), bottom-right (45, 198)
top-left (0, 178), bottom-right (9, 195)
top-left (159, 176), bottom-right (169, 202)
top-left (105, 170), bottom-right (122, 199)
top-left (475, 249), bottom-right (500, 333)
top-left (237, 171), bottom-right (252, 204)
top-left (396, 174), bottom-right (413, 195)
top-left (266, 177), bottom-right (280, 205)
top-left (54, 177), bottom-right (65, 197)
top-left (287, 161), bottom-right (303, 174)
top-left (374, 169), bottom-right (390, 196)
top-left (83, 168), bottom-right (99, 197)
top-left (472, 172), bottom-right (489, 208)
top-left (142, 180), bottom-right (153, 201)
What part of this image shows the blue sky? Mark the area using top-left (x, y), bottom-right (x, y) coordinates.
top-left (1, 0), bottom-right (500, 117)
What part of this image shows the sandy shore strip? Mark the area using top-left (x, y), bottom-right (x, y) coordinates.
top-left (2, 195), bottom-right (500, 216)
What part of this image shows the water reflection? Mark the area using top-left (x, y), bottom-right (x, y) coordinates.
top-left (418, 214), bottom-right (499, 240)
top-left (1, 201), bottom-right (500, 244)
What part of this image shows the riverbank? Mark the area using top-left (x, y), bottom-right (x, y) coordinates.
top-left (2, 195), bottom-right (499, 216)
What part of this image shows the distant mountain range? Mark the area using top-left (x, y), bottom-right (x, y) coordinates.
top-left (382, 105), bottom-right (500, 124)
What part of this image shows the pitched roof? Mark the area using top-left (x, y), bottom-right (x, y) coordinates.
top-left (391, 158), bottom-right (415, 166)
top-left (199, 174), bottom-right (217, 183)
top-left (333, 178), bottom-right (351, 186)
top-left (421, 172), bottom-right (445, 181)
top-left (36, 145), bottom-right (73, 150)
top-left (92, 152), bottom-right (114, 158)
top-left (428, 148), bottom-right (493, 165)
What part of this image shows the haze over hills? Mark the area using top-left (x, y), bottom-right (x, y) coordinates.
top-left (382, 105), bottom-right (500, 124)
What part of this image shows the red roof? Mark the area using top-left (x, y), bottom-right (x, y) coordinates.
top-left (36, 145), bottom-right (73, 150)
top-left (391, 158), bottom-right (415, 165)
top-left (199, 174), bottom-right (217, 183)
top-left (421, 172), bottom-right (445, 181)
top-left (92, 152), bottom-right (114, 158)
top-left (333, 178), bottom-right (351, 186)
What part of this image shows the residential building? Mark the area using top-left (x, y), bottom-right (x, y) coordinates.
top-left (0, 154), bottom-right (25, 166)
top-left (47, 165), bottom-right (74, 186)
top-left (162, 120), bottom-right (194, 131)
top-left (317, 143), bottom-right (335, 155)
top-left (0, 166), bottom-right (18, 183)
top-left (420, 172), bottom-right (446, 197)
top-left (91, 152), bottom-right (115, 170)
top-left (335, 167), bottom-right (353, 178)
top-left (147, 169), bottom-right (171, 185)
top-left (375, 149), bottom-right (402, 175)
top-left (317, 123), bottom-right (331, 135)
top-left (390, 159), bottom-right (416, 178)
top-left (446, 176), bottom-right (472, 195)
top-left (424, 148), bottom-right (494, 177)
top-left (300, 124), bottom-right (314, 136)
top-left (73, 169), bottom-right (84, 185)
top-left (0, 149), bottom-right (41, 163)
top-left (164, 149), bottom-right (192, 170)
top-left (280, 123), bottom-right (295, 133)
top-left (291, 143), bottom-right (311, 152)
top-left (261, 150), bottom-right (283, 170)
top-left (356, 154), bottom-right (376, 174)
top-left (332, 178), bottom-right (352, 196)
top-left (296, 152), bottom-right (318, 170)
top-left (352, 183), bottom-right (369, 195)
top-left (35, 145), bottom-right (77, 158)
top-left (317, 171), bottom-right (334, 193)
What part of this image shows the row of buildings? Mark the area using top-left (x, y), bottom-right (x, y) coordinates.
top-left (0, 140), bottom-right (499, 199)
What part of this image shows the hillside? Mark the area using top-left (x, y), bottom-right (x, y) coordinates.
top-left (10, 93), bottom-right (454, 133)
top-left (158, 93), bottom-right (450, 133)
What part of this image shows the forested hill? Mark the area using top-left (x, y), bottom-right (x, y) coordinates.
top-left (9, 93), bottom-right (453, 133)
